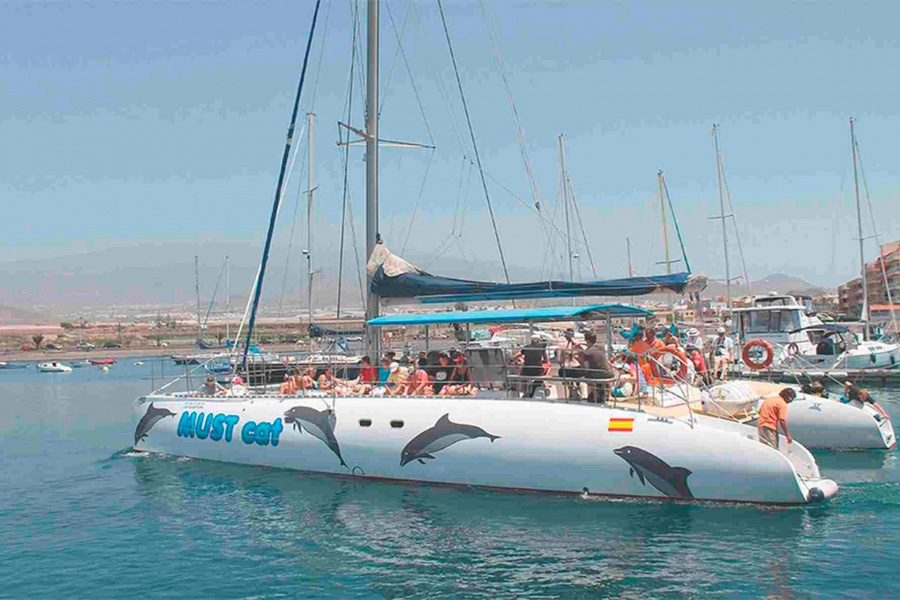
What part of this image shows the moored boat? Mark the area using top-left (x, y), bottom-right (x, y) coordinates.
top-left (38, 362), bottom-right (73, 373)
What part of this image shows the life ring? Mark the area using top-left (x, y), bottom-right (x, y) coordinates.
top-left (648, 347), bottom-right (689, 382)
top-left (742, 339), bottom-right (775, 370)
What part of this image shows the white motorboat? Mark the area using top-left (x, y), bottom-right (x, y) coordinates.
top-left (706, 380), bottom-right (894, 450)
top-left (38, 362), bottom-right (73, 373)
top-left (733, 294), bottom-right (900, 371)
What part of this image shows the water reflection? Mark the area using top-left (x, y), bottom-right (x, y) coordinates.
top-left (130, 455), bottom-right (828, 598)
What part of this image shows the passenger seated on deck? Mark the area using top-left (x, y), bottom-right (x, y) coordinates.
top-left (318, 367), bottom-right (343, 392)
top-left (279, 370), bottom-right (299, 396)
top-left (558, 328), bottom-right (585, 400)
top-left (842, 383), bottom-right (890, 420)
top-left (405, 360), bottom-right (431, 396)
top-left (686, 346), bottom-right (710, 386)
top-left (431, 353), bottom-right (455, 395)
top-left (300, 368), bottom-right (317, 390)
top-left (662, 327), bottom-right (681, 349)
top-left (611, 353), bottom-right (638, 398)
top-left (385, 362), bottom-right (408, 396)
top-left (201, 376), bottom-right (227, 396)
top-left (441, 356), bottom-right (477, 396)
top-left (629, 326), bottom-right (664, 357)
top-left (377, 358), bottom-right (392, 385)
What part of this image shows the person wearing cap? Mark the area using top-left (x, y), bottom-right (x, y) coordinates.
top-left (757, 388), bottom-right (795, 449)
top-left (711, 326), bottom-right (734, 380)
top-left (227, 374), bottom-right (248, 397)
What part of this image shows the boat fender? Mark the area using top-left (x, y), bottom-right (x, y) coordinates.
top-left (742, 339), bottom-right (775, 370)
top-left (808, 487), bottom-right (826, 503)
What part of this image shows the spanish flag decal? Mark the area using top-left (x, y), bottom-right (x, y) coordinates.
top-left (608, 418), bottom-right (634, 432)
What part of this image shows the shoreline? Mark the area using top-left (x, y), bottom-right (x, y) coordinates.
top-left (0, 343), bottom-right (305, 363)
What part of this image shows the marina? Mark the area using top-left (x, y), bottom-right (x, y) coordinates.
top-left (4, 0), bottom-right (900, 596)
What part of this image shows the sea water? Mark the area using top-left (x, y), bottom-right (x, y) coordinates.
top-left (2, 360), bottom-right (900, 598)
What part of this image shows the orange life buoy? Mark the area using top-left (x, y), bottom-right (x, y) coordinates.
top-left (649, 347), bottom-right (689, 382)
top-left (742, 339), bottom-right (775, 370)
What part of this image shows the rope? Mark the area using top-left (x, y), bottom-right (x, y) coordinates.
top-left (718, 152), bottom-right (752, 295)
top-left (567, 176), bottom-right (598, 279)
top-left (855, 137), bottom-right (898, 334)
top-left (661, 174), bottom-right (691, 273)
top-left (336, 0), bottom-right (360, 319)
top-left (437, 0), bottom-right (511, 285)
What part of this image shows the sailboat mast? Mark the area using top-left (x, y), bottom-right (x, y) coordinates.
top-left (712, 124), bottom-right (732, 312)
top-left (626, 237), bottom-right (635, 306)
top-left (194, 255), bottom-right (202, 346)
top-left (225, 255), bottom-right (230, 342)
top-left (658, 171), bottom-right (673, 317)
top-left (559, 134), bottom-right (573, 281)
top-left (307, 111), bottom-right (316, 332)
top-left (850, 117), bottom-right (869, 339)
top-left (364, 0), bottom-right (381, 358)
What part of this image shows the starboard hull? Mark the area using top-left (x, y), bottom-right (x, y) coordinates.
top-left (133, 394), bottom-right (836, 505)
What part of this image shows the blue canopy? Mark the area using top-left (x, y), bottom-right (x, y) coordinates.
top-left (371, 267), bottom-right (697, 304)
top-left (367, 304), bottom-right (652, 327)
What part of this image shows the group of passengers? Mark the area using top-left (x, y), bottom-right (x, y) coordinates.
top-left (623, 322), bottom-right (735, 387)
top-left (277, 349), bottom-right (478, 397)
top-left (521, 329), bottom-right (615, 403)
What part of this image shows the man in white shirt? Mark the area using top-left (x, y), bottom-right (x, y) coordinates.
top-left (711, 326), bottom-right (734, 380)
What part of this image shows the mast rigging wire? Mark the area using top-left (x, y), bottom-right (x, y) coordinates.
top-left (436, 0), bottom-right (511, 285)
top-left (717, 151), bottom-right (752, 295)
top-left (567, 177), bottom-right (598, 279)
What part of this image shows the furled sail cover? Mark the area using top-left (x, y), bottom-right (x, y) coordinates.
top-left (367, 244), bottom-right (707, 304)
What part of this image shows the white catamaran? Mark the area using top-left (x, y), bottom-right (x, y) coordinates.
top-left (133, 0), bottom-right (837, 505)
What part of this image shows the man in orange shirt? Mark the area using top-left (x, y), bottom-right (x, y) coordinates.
top-left (757, 388), bottom-right (795, 449)
top-left (629, 326), bottom-right (665, 357)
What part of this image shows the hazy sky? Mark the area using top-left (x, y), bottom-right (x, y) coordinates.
top-left (3, 0), bottom-right (900, 289)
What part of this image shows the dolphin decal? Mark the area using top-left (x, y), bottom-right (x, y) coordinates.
top-left (134, 402), bottom-right (176, 445)
top-left (283, 406), bottom-right (347, 468)
top-left (400, 413), bottom-right (500, 466)
top-left (613, 446), bottom-right (693, 499)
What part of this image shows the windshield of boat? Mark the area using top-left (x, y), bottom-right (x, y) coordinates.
top-left (740, 309), bottom-right (801, 335)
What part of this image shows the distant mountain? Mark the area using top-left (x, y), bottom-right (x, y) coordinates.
top-left (702, 273), bottom-right (832, 298)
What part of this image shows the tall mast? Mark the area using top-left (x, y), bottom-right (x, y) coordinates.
top-left (851, 117), bottom-right (869, 338)
top-left (364, 0), bottom-right (381, 358)
top-left (307, 111), bottom-right (316, 332)
top-left (225, 255), bottom-right (230, 342)
top-left (559, 134), bottom-right (573, 281)
top-left (194, 255), bottom-right (202, 347)
top-left (658, 171), bottom-right (673, 317)
top-left (626, 236), bottom-right (635, 306)
top-left (712, 124), bottom-right (732, 312)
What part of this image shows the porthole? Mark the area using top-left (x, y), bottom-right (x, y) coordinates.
top-left (359, 419), bottom-right (372, 427)
top-left (390, 420), bottom-right (404, 428)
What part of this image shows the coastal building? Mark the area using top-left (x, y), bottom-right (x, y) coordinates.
top-left (837, 240), bottom-right (900, 316)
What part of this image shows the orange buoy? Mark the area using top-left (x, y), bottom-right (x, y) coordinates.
top-left (742, 339), bottom-right (775, 370)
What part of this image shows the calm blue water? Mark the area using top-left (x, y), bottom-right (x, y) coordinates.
top-left (2, 360), bottom-right (900, 598)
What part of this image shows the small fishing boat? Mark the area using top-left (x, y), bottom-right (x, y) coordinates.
top-left (38, 362), bottom-right (73, 373)
top-left (90, 358), bottom-right (117, 366)
top-left (70, 359), bottom-right (93, 368)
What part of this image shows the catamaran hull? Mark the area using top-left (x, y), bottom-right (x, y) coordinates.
top-left (709, 381), bottom-right (895, 450)
top-left (133, 395), bottom-right (836, 505)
